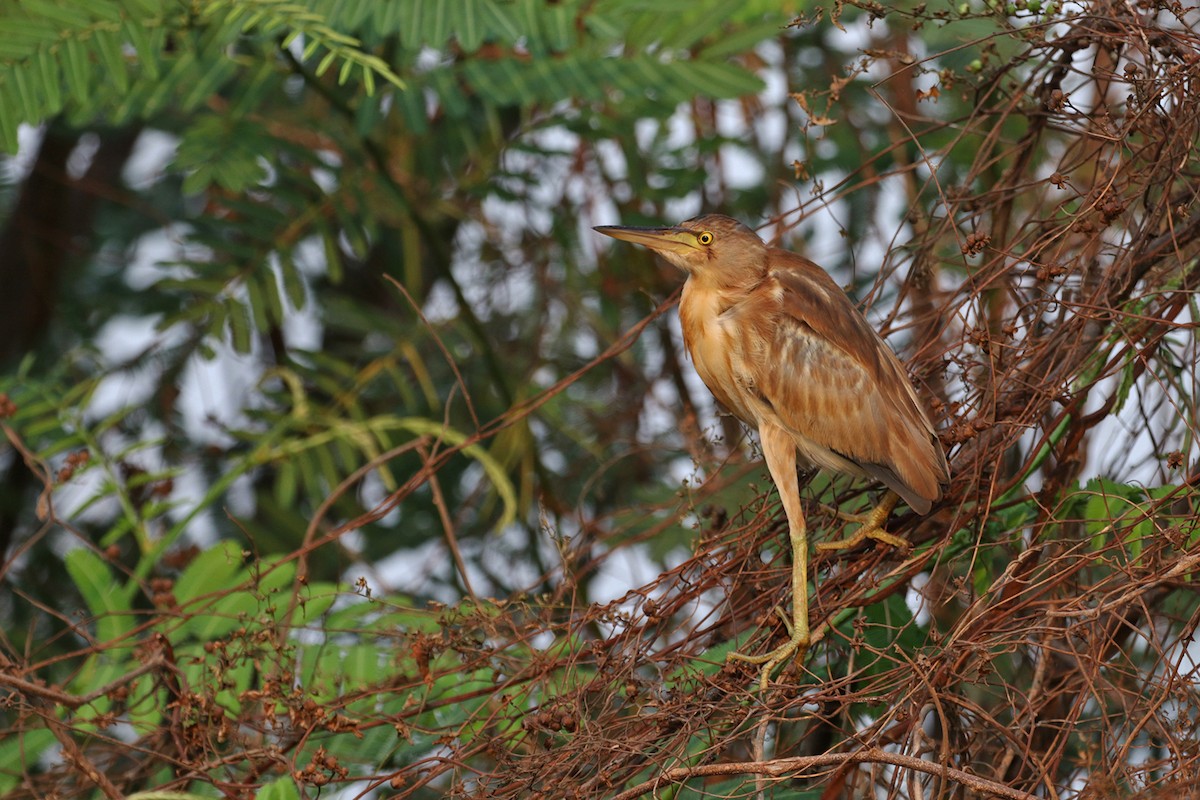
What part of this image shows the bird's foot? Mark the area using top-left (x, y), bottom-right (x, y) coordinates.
top-left (815, 494), bottom-right (908, 552)
top-left (815, 523), bottom-right (908, 552)
top-left (727, 608), bottom-right (821, 691)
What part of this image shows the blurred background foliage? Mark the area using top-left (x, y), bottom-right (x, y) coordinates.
top-left (1, 0), bottom-right (1199, 798)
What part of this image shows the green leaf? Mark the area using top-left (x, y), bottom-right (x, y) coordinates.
top-left (121, 0), bottom-right (164, 15)
top-left (480, 0), bottom-right (522, 44)
top-left (174, 540), bottom-right (245, 604)
top-left (279, 253), bottom-right (307, 309)
top-left (1083, 478), bottom-right (1138, 536)
top-left (290, 582), bottom-right (339, 627)
top-left (65, 547), bottom-right (135, 645)
top-left (143, 48), bottom-right (196, 114)
top-left (425, 0), bottom-right (451, 48)
top-left (246, 271), bottom-right (273, 330)
top-left (124, 17), bottom-right (160, 80)
top-left (21, 0), bottom-right (89, 27)
top-left (1112, 352), bottom-right (1137, 414)
top-left (35, 48), bottom-right (62, 115)
top-left (275, 458), bottom-right (299, 509)
top-left (255, 777), bottom-right (300, 800)
top-left (85, 0), bottom-right (124, 24)
top-left (127, 792), bottom-right (213, 800)
top-left (457, 0), bottom-right (485, 51)
top-left (665, 630), bottom-right (754, 687)
top-left (178, 588), bottom-right (257, 640)
top-left (458, 53), bottom-right (763, 112)
top-left (0, 730), bottom-right (57, 796)
top-left (701, 19), bottom-right (783, 59)
top-left (179, 57), bottom-right (237, 112)
top-left (228, 301), bottom-right (253, 353)
top-left (542, 0), bottom-right (575, 51)
top-left (12, 63), bottom-right (42, 124)
top-left (92, 28), bottom-right (130, 93)
top-left (656, 0), bottom-right (738, 51)
top-left (0, 97), bottom-right (15, 153)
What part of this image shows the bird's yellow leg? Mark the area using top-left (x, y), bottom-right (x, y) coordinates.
top-left (727, 424), bottom-right (821, 691)
top-left (815, 490), bottom-right (908, 552)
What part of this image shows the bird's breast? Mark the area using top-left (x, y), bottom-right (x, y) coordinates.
top-left (679, 281), bottom-right (763, 425)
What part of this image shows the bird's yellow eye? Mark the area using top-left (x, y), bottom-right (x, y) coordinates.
top-left (698, 231), bottom-right (714, 245)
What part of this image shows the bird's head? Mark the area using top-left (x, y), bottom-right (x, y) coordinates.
top-left (595, 214), bottom-right (767, 286)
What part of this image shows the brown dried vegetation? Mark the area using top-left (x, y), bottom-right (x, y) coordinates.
top-left (3, 1), bottom-right (1200, 799)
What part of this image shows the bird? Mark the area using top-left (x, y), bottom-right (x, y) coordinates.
top-left (594, 214), bottom-right (949, 689)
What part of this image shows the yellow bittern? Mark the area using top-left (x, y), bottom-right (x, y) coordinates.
top-left (596, 214), bottom-right (949, 688)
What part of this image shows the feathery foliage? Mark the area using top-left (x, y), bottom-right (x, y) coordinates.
top-left (2, 0), bottom-right (1200, 797)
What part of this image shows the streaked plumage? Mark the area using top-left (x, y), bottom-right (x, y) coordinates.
top-left (595, 213), bottom-right (948, 688)
top-left (678, 221), bottom-right (946, 512)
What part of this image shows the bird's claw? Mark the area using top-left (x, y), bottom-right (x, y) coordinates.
top-left (727, 609), bottom-right (825, 691)
top-left (727, 631), bottom-right (810, 692)
top-left (816, 525), bottom-right (909, 552)
top-left (815, 493), bottom-right (907, 552)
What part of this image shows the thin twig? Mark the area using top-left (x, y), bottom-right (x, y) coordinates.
top-left (609, 748), bottom-right (1040, 800)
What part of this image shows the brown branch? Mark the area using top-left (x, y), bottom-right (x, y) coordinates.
top-left (0, 655), bottom-right (164, 710)
top-left (609, 747), bottom-right (1039, 800)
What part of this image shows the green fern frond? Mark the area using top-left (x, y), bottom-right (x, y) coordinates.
top-left (203, 0), bottom-right (405, 91)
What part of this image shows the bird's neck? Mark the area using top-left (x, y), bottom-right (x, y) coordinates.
top-left (684, 266), bottom-right (763, 295)
top-left (680, 274), bottom-right (750, 328)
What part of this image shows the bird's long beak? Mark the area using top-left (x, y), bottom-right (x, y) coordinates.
top-left (594, 225), bottom-right (699, 256)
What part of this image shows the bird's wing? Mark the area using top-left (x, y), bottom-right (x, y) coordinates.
top-left (728, 249), bottom-right (947, 510)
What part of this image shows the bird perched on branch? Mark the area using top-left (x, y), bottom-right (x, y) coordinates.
top-left (595, 214), bottom-right (949, 689)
